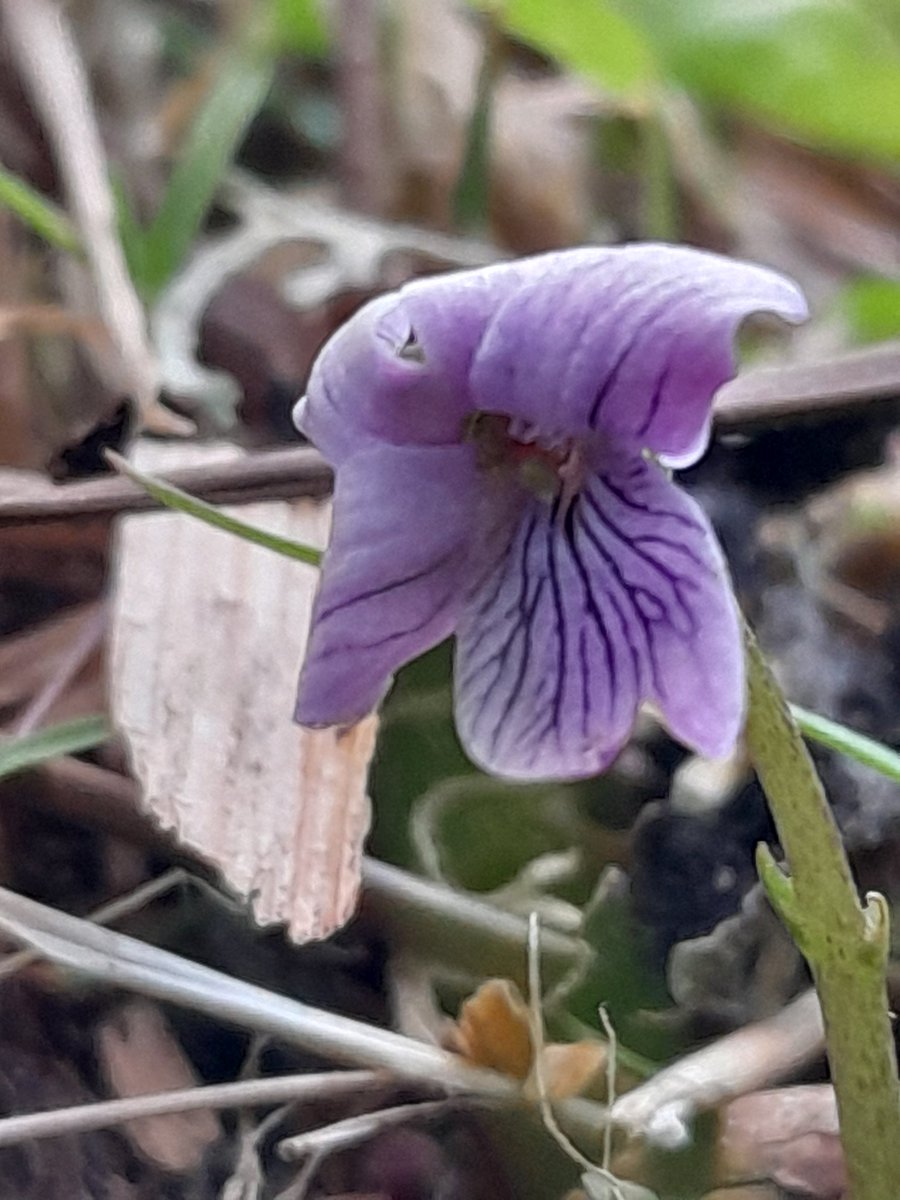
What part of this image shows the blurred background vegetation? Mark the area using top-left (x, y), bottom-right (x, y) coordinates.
top-left (1, 2), bottom-right (899, 1198)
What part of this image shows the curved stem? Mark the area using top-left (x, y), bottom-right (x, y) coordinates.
top-left (743, 618), bottom-right (900, 1200)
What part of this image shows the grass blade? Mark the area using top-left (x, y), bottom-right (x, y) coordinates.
top-left (791, 704), bottom-right (900, 784)
top-left (0, 166), bottom-right (80, 253)
top-left (0, 715), bottom-right (109, 781)
top-left (107, 451), bottom-right (323, 567)
top-left (137, 52), bottom-right (273, 296)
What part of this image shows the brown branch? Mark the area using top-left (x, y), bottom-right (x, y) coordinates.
top-left (714, 339), bottom-right (900, 430)
top-left (0, 341), bottom-right (896, 527)
top-left (0, 447), bottom-right (332, 525)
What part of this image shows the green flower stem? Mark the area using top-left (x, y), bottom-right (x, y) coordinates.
top-left (744, 619), bottom-right (900, 1200)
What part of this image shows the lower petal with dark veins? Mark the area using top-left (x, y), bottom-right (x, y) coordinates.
top-left (453, 455), bottom-right (743, 780)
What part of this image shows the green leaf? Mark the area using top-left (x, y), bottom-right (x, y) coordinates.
top-left (272, 0), bottom-right (330, 57)
top-left (841, 277), bottom-right (900, 344)
top-left (582, 1176), bottom-right (658, 1200)
top-left (411, 774), bottom-right (577, 892)
top-left (480, 0), bottom-right (658, 98)
top-left (791, 704), bottom-right (900, 784)
top-left (107, 452), bottom-right (323, 566)
top-left (0, 715), bottom-right (109, 781)
top-left (135, 51), bottom-right (273, 297)
top-left (562, 866), bottom-right (676, 1063)
top-left (452, 31), bottom-right (498, 231)
top-left (112, 172), bottom-right (151, 293)
top-left (630, 0), bottom-right (900, 162)
top-left (0, 167), bottom-right (81, 254)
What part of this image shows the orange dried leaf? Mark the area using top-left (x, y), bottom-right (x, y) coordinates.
top-left (535, 1040), bottom-right (606, 1101)
top-left (445, 978), bottom-right (533, 1080)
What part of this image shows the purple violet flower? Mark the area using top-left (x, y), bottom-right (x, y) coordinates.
top-left (293, 245), bottom-right (807, 781)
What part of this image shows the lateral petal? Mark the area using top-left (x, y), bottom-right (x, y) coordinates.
top-left (295, 444), bottom-right (478, 727)
top-left (295, 267), bottom-right (525, 463)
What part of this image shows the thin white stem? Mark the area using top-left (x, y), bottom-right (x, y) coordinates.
top-left (0, 1070), bottom-right (379, 1149)
top-left (278, 1099), bottom-right (457, 1162)
top-left (0, 867), bottom-right (189, 980)
top-left (598, 1005), bottom-right (617, 1173)
top-left (527, 913), bottom-right (624, 1198)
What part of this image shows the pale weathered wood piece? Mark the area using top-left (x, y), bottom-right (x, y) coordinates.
top-left (110, 443), bottom-right (375, 942)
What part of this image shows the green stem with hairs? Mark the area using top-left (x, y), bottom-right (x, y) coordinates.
top-left (744, 619), bottom-right (900, 1200)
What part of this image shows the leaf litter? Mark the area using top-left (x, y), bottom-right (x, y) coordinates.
top-left (0, 1), bottom-right (898, 1197)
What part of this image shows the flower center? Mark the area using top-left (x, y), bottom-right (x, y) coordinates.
top-left (465, 412), bottom-right (587, 506)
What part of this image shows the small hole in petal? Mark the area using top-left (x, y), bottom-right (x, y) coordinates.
top-left (397, 326), bottom-right (426, 363)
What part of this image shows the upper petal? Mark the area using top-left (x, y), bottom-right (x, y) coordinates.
top-left (295, 443), bottom-right (479, 727)
top-left (453, 453), bottom-right (744, 780)
top-left (296, 246), bottom-right (805, 469)
top-left (468, 244), bottom-right (807, 467)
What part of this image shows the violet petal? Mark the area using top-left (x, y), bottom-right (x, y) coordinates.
top-left (468, 245), bottom-right (807, 467)
top-left (294, 270), bottom-right (518, 464)
top-left (453, 454), bottom-right (742, 780)
top-left (295, 443), bottom-right (478, 727)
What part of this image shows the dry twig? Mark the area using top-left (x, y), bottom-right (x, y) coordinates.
top-left (277, 1098), bottom-right (456, 1162)
top-left (0, 0), bottom-right (186, 434)
top-left (0, 1069), bottom-right (380, 1150)
top-left (609, 988), bottom-right (824, 1147)
top-left (0, 886), bottom-right (606, 1149)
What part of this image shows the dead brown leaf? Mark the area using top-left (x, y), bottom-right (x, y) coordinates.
top-left (445, 977), bottom-right (604, 1099)
top-left (717, 1085), bottom-right (845, 1198)
top-left (0, 981), bottom-right (149, 1198)
top-left (97, 999), bottom-right (221, 1173)
top-left (534, 1040), bottom-right (607, 1103)
top-left (491, 75), bottom-right (600, 253)
top-left (389, 0), bottom-right (481, 227)
top-left (109, 441), bottom-right (375, 942)
top-left (389, 0), bottom-right (600, 249)
top-left (738, 130), bottom-right (900, 277)
top-left (445, 978), bottom-right (533, 1080)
